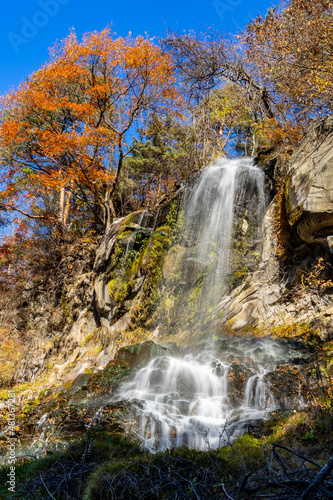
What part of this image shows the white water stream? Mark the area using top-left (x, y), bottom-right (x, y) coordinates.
top-left (116, 347), bottom-right (279, 451)
top-left (115, 158), bottom-right (282, 451)
top-left (182, 158), bottom-right (265, 331)
top-left (184, 158), bottom-right (264, 275)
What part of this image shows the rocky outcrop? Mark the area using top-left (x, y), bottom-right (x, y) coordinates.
top-left (94, 217), bottom-right (125, 273)
top-left (286, 116), bottom-right (333, 250)
top-left (15, 197), bottom-right (183, 385)
top-left (219, 118), bottom-right (333, 332)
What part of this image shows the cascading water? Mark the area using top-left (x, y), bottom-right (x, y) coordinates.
top-left (181, 158), bottom-right (265, 333)
top-left (116, 337), bottom-right (290, 451)
top-left (183, 158), bottom-right (264, 279)
top-left (115, 158), bottom-right (283, 451)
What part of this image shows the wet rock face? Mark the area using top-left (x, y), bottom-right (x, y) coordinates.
top-left (286, 116), bottom-right (333, 250)
top-left (214, 336), bottom-right (311, 410)
top-left (266, 365), bottom-right (306, 410)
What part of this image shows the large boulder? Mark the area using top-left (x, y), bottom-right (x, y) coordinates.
top-left (286, 116), bottom-right (333, 251)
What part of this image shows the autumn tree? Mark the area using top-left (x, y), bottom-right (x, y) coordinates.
top-left (0, 28), bottom-right (181, 235)
top-left (163, 31), bottom-right (275, 119)
top-left (163, 27), bottom-right (306, 157)
top-left (244, 0), bottom-right (333, 118)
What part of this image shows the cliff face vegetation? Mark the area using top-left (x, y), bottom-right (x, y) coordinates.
top-left (1, 1), bottom-right (333, 498)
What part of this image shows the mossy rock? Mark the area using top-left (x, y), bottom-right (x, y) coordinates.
top-left (113, 340), bottom-right (171, 370)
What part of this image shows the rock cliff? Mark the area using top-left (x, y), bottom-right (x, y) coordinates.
top-left (286, 117), bottom-right (333, 250)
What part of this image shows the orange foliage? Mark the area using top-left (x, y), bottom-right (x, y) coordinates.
top-left (273, 178), bottom-right (293, 263)
top-left (0, 28), bottom-right (181, 232)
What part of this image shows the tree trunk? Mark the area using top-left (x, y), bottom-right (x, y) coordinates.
top-left (58, 185), bottom-right (65, 232)
top-left (104, 190), bottom-right (117, 229)
top-left (63, 180), bottom-right (73, 230)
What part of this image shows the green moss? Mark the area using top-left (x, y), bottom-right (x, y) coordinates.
top-left (130, 226), bottom-right (172, 327)
top-left (127, 238), bottom-right (150, 276)
top-left (81, 331), bottom-right (94, 346)
top-left (270, 322), bottom-right (319, 340)
top-left (165, 199), bottom-right (179, 229)
top-left (108, 277), bottom-right (130, 303)
top-left (219, 433), bottom-right (263, 476)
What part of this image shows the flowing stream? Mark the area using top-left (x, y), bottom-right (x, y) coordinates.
top-left (115, 158), bottom-right (286, 451)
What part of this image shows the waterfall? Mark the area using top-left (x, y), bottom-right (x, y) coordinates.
top-left (115, 158), bottom-right (277, 452)
top-left (184, 158), bottom-right (264, 274)
top-left (180, 158), bottom-right (265, 333)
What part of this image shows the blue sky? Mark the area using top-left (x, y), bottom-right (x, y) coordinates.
top-left (1, 0), bottom-right (275, 95)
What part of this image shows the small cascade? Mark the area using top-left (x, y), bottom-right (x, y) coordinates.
top-left (244, 373), bottom-right (275, 411)
top-left (117, 355), bottom-right (230, 450)
top-left (115, 337), bottom-right (288, 452)
top-left (29, 412), bottom-right (54, 455)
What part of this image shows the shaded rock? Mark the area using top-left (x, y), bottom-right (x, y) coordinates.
top-left (266, 365), bottom-right (306, 410)
top-left (286, 116), bottom-right (333, 250)
top-left (324, 318), bottom-right (333, 342)
top-left (68, 372), bottom-right (92, 392)
top-left (94, 217), bottom-right (125, 273)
